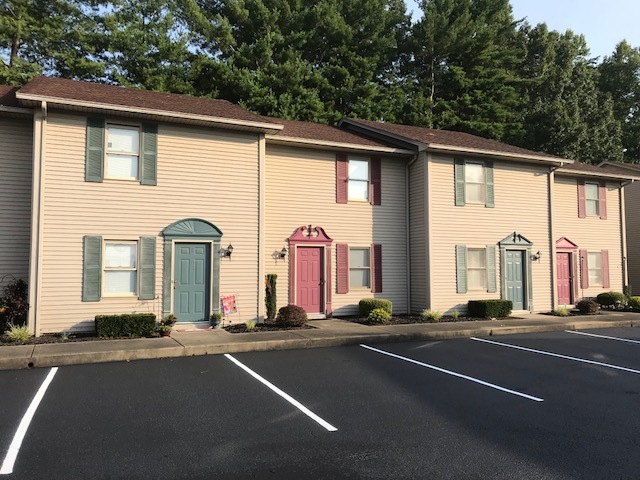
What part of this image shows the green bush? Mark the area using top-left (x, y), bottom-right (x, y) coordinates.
top-left (265, 274), bottom-right (277, 321)
top-left (421, 309), bottom-right (443, 322)
top-left (628, 296), bottom-right (640, 312)
top-left (554, 306), bottom-right (571, 317)
top-left (596, 291), bottom-right (626, 309)
top-left (95, 313), bottom-right (156, 338)
top-left (3, 278), bottom-right (29, 327)
top-left (275, 304), bottom-right (307, 327)
top-left (358, 298), bottom-right (392, 317)
top-left (367, 308), bottom-right (391, 325)
top-left (467, 300), bottom-right (513, 319)
top-left (6, 323), bottom-right (31, 343)
top-left (576, 299), bottom-right (599, 315)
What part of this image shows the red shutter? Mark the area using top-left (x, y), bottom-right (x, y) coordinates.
top-left (336, 243), bottom-right (349, 294)
top-left (602, 250), bottom-right (610, 288)
top-left (580, 249), bottom-right (589, 289)
top-left (370, 157), bottom-right (382, 206)
top-left (336, 154), bottom-right (348, 204)
top-left (599, 183), bottom-right (607, 220)
top-left (371, 244), bottom-right (383, 293)
top-left (577, 180), bottom-right (586, 218)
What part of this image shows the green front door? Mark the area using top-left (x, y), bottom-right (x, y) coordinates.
top-left (174, 243), bottom-right (210, 322)
top-left (505, 250), bottom-right (525, 310)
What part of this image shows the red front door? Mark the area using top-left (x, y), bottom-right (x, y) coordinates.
top-left (297, 247), bottom-right (323, 314)
top-left (557, 252), bottom-right (572, 305)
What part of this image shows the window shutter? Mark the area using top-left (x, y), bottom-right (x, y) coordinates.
top-left (602, 250), bottom-right (610, 288)
top-left (454, 158), bottom-right (465, 206)
top-left (82, 236), bottom-right (102, 302)
top-left (141, 123), bottom-right (158, 186)
top-left (599, 183), bottom-right (607, 220)
top-left (138, 236), bottom-right (156, 300)
top-left (577, 180), bottom-right (586, 218)
top-left (579, 249), bottom-right (589, 289)
top-left (371, 157), bottom-right (382, 206)
top-left (85, 118), bottom-right (104, 183)
top-left (456, 245), bottom-right (467, 293)
top-left (485, 161), bottom-right (495, 208)
top-left (336, 154), bottom-right (348, 204)
top-left (371, 244), bottom-right (382, 292)
top-left (486, 245), bottom-right (496, 293)
top-left (336, 244), bottom-right (349, 293)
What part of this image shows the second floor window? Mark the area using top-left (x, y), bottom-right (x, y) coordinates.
top-left (106, 125), bottom-right (140, 180)
top-left (348, 159), bottom-right (369, 201)
top-left (585, 183), bottom-right (599, 216)
top-left (465, 162), bottom-right (485, 204)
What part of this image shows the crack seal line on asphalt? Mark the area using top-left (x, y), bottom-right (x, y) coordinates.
top-left (471, 337), bottom-right (640, 374)
top-left (359, 344), bottom-right (543, 402)
top-left (1, 367), bottom-right (58, 475)
top-left (565, 330), bottom-right (640, 345)
top-left (224, 354), bottom-right (338, 432)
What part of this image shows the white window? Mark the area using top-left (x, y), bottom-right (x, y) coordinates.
top-left (106, 125), bottom-right (140, 180)
top-left (465, 163), bottom-right (485, 204)
top-left (467, 248), bottom-right (487, 290)
top-left (104, 241), bottom-right (138, 295)
top-left (585, 183), bottom-right (599, 216)
top-left (349, 247), bottom-right (371, 288)
top-left (349, 159), bottom-right (369, 201)
top-left (588, 252), bottom-right (603, 286)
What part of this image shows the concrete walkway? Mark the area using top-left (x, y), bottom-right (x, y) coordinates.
top-left (0, 312), bottom-right (637, 370)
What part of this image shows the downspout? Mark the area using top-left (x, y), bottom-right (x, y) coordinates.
top-left (406, 153), bottom-right (419, 314)
top-left (548, 166), bottom-right (557, 309)
top-left (620, 181), bottom-right (630, 294)
top-left (28, 101), bottom-right (46, 336)
top-left (257, 134), bottom-right (266, 322)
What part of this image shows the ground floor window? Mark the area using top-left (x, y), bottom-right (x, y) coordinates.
top-left (104, 241), bottom-right (138, 295)
top-left (467, 248), bottom-right (487, 290)
top-left (349, 247), bottom-right (370, 288)
top-left (588, 252), bottom-right (603, 286)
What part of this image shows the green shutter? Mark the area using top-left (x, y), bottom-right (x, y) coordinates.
top-left (485, 161), bottom-right (494, 208)
top-left (141, 123), bottom-right (158, 185)
top-left (138, 236), bottom-right (156, 300)
top-left (486, 245), bottom-right (496, 292)
top-left (85, 118), bottom-right (104, 182)
top-left (82, 236), bottom-right (102, 302)
top-left (456, 244), bottom-right (467, 293)
top-left (454, 158), bottom-right (465, 206)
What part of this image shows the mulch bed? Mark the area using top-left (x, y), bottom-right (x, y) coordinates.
top-left (224, 323), bottom-right (316, 334)
top-left (343, 315), bottom-right (521, 325)
top-left (0, 332), bottom-right (103, 346)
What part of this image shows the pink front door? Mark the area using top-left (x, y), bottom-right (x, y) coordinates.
top-left (297, 247), bottom-right (323, 314)
top-left (557, 252), bottom-right (572, 305)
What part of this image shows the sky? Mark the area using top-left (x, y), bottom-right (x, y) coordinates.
top-left (406, 0), bottom-right (640, 60)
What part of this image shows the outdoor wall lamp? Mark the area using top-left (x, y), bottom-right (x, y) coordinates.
top-left (530, 250), bottom-right (541, 261)
top-left (279, 246), bottom-right (287, 259)
top-left (221, 243), bottom-right (234, 258)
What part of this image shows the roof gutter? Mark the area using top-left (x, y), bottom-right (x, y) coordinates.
top-left (555, 168), bottom-right (640, 182)
top-left (15, 93), bottom-right (284, 134)
top-left (425, 143), bottom-right (570, 165)
top-left (264, 134), bottom-right (413, 155)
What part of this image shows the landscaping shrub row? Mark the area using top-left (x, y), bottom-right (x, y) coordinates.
top-left (467, 300), bottom-right (513, 319)
top-left (95, 314), bottom-right (156, 338)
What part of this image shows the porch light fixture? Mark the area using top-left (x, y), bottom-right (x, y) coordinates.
top-left (221, 244), bottom-right (234, 258)
top-left (530, 250), bottom-right (541, 261)
top-left (279, 246), bottom-right (287, 259)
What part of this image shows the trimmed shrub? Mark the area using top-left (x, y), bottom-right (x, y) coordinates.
top-left (576, 299), bottom-right (599, 315)
top-left (421, 309), bottom-right (443, 322)
top-left (628, 296), bottom-right (640, 312)
top-left (275, 304), bottom-right (308, 327)
top-left (596, 291), bottom-right (626, 309)
top-left (367, 308), bottom-right (391, 325)
top-left (3, 278), bottom-right (29, 327)
top-left (358, 298), bottom-right (392, 317)
top-left (265, 274), bottom-right (277, 321)
top-left (95, 313), bottom-right (156, 338)
top-left (468, 300), bottom-right (513, 319)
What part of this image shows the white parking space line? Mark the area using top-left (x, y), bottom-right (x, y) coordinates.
top-left (471, 337), bottom-right (640, 375)
top-left (224, 354), bottom-right (338, 432)
top-left (1, 367), bottom-right (58, 475)
top-left (360, 344), bottom-right (543, 402)
top-left (565, 330), bottom-right (640, 345)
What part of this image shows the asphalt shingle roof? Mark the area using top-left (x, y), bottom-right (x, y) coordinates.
top-left (0, 85), bottom-right (20, 107)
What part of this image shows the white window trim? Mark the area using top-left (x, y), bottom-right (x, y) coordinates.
top-left (349, 246), bottom-right (371, 290)
top-left (588, 251), bottom-right (603, 287)
top-left (467, 246), bottom-right (488, 291)
top-left (585, 182), bottom-right (600, 216)
top-left (105, 124), bottom-right (141, 181)
top-left (102, 240), bottom-right (139, 297)
top-left (348, 158), bottom-right (370, 202)
top-left (464, 162), bottom-right (486, 205)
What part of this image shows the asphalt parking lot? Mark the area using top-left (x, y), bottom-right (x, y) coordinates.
top-left (1, 327), bottom-right (640, 479)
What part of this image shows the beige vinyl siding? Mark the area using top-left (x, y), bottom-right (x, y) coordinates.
top-left (265, 145), bottom-right (408, 316)
top-left (38, 112), bottom-right (260, 333)
top-left (554, 176), bottom-right (623, 298)
top-left (409, 153), bottom-right (428, 313)
top-left (0, 117), bottom-right (33, 289)
top-left (625, 183), bottom-right (640, 294)
top-left (429, 156), bottom-right (552, 313)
